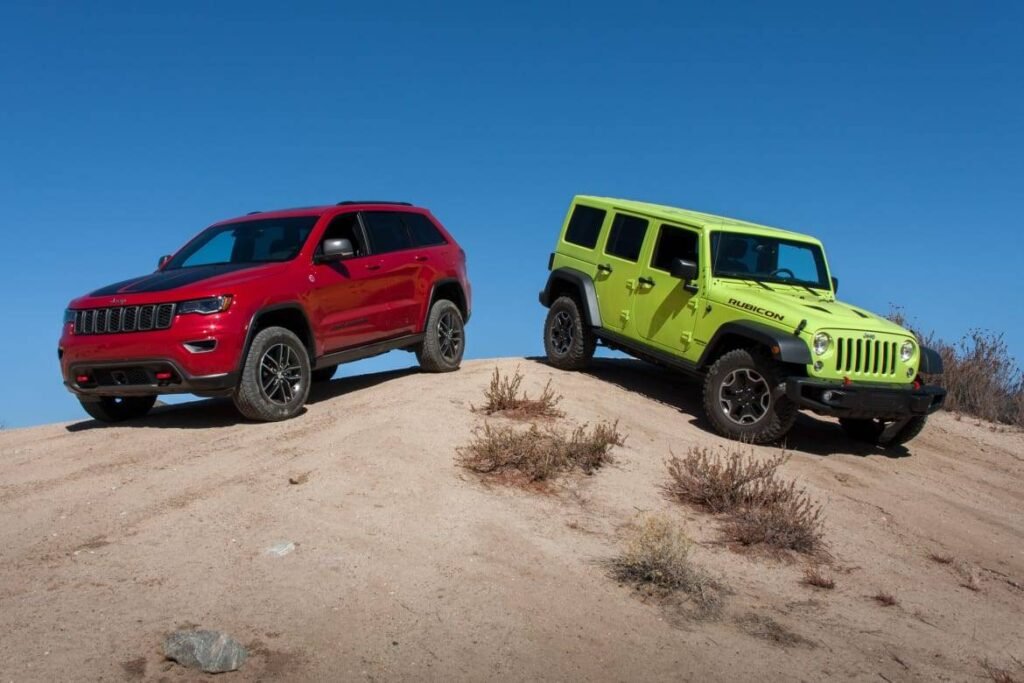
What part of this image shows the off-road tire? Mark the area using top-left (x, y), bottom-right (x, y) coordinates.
top-left (543, 295), bottom-right (596, 371)
top-left (79, 395), bottom-right (157, 423)
top-left (311, 365), bottom-right (338, 383)
top-left (233, 326), bottom-right (311, 421)
top-left (702, 348), bottom-right (798, 444)
top-left (839, 415), bottom-right (928, 447)
top-left (416, 299), bottom-right (465, 372)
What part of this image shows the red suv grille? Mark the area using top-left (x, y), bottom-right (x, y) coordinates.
top-left (74, 304), bottom-right (176, 335)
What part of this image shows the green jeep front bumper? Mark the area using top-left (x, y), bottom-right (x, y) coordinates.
top-left (786, 378), bottom-right (946, 419)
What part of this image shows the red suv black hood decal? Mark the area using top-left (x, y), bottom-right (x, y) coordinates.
top-left (88, 263), bottom-right (262, 296)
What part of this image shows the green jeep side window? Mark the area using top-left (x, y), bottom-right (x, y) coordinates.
top-left (651, 224), bottom-right (699, 272)
top-left (564, 204), bottom-right (606, 248)
top-left (605, 213), bottom-right (648, 262)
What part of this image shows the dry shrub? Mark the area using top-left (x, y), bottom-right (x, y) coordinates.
top-left (726, 479), bottom-right (824, 554)
top-left (609, 514), bottom-right (723, 617)
top-left (957, 562), bottom-right (982, 592)
top-left (477, 366), bottom-right (564, 419)
top-left (736, 613), bottom-right (814, 648)
top-left (928, 551), bottom-right (955, 565)
top-left (802, 566), bottom-right (835, 589)
top-left (457, 421), bottom-right (623, 483)
top-left (983, 660), bottom-right (1021, 683)
top-left (665, 447), bottom-right (787, 513)
top-left (873, 591), bottom-right (898, 607)
top-left (664, 447), bottom-right (824, 555)
top-left (888, 307), bottom-right (1024, 427)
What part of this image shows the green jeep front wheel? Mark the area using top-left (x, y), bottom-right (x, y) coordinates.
top-left (702, 348), bottom-right (797, 444)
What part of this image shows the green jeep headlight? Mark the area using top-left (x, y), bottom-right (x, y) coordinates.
top-left (813, 332), bottom-right (831, 356)
top-left (900, 340), bottom-right (916, 362)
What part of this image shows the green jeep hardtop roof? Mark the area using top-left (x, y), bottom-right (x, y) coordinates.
top-left (575, 195), bottom-right (821, 244)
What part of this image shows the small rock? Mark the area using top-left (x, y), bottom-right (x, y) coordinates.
top-left (288, 472), bottom-right (310, 485)
top-left (265, 542), bottom-right (295, 557)
top-left (163, 629), bottom-right (247, 673)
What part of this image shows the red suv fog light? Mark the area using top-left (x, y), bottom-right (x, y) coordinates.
top-left (76, 374), bottom-right (91, 384)
top-left (155, 371), bottom-right (174, 381)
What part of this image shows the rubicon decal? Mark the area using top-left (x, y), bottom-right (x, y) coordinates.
top-left (728, 298), bottom-right (785, 321)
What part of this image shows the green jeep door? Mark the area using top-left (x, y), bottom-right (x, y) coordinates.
top-left (633, 222), bottom-right (702, 358)
top-left (594, 212), bottom-right (650, 331)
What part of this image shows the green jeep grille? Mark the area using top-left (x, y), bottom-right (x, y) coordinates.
top-left (834, 335), bottom-right (899, 377)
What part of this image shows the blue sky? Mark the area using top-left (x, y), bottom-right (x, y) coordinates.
top-left (1, 1), bottom-right (1021, 428)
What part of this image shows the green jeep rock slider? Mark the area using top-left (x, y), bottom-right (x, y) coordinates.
top-left (539, 196), bottom-right (945, 445)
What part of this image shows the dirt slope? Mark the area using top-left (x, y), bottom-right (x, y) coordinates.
top-left (1, 358), bottom-right (1022, 681)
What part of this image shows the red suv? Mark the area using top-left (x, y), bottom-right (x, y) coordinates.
top-left (59, 201), bottom-right (471, 422)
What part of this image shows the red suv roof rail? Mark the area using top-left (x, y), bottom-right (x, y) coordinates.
top-left (336, 200), bottom-right (412, 206)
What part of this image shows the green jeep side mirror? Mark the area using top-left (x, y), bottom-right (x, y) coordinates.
top-left (831, 276), bottom-right (839, 293)
top-left (670, 258), bottom-right (698, 281)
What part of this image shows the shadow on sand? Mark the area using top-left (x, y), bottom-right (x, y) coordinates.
top-left (64, 366), bottom-right (421, 432)
top-left (550, 356), bottom-right (910, 459)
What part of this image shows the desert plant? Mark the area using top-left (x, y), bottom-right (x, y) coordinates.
top-left (872, 591), bottom-right (898, 607)
top-left (888, 306), bottom-right (1024, 427)
top-left (928, 551), bottom-right (955, 565)
top-left (725, 485), bottom-right (824, 554)
top-left (457, 420), bottom-right (623, 483)
top-left (736, 613), bottom-right (814, 648)
top-left (957, 562), bottom-right (982, 592)
top-left (477, 366), bottom-right (564, 419)
top-left (609, 514), bottom-right (723, 616)
top-left (802, 566), bottom-right (835, 589)
top-left (664, 446), bottom-right (825, 555)
top-left (982, 660), bottom-right (1021, 683)
top-left (664, 447), bottom-right (788, 513)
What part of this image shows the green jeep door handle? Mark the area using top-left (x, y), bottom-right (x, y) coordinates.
top-left (597, 263), bottom-right (613, 274)
top-left (638, 276), bottom-right (655, 287)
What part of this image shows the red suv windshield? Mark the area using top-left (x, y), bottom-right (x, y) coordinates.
top-left (166, 216), bottom-right (319, 269)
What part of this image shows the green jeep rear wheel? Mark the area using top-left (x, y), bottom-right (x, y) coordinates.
top-left (543, 296), bottom-right (595, 371)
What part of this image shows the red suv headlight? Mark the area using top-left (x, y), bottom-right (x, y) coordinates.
top-left (178, 295), bottom-right (233, 315)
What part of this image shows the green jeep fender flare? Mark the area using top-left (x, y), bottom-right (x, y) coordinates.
top-left (697, 320), bottom-right (813, 369)
top-left (919, 346), bottom-right (944, 374)
top-left (539, 267), bottom-right (603, 328)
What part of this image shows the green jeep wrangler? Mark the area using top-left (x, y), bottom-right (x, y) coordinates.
top-left (539, 196), bottom-right (946, 445)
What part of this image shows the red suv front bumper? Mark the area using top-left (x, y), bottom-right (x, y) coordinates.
top-left (59, 310), bottom-right (246, 398)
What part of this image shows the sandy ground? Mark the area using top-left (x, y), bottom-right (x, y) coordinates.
top-left (1, 357), bottom-right (1022, 682)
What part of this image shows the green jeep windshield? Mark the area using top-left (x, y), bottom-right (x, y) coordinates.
top-left (710, 232), bottom-right (830, 289)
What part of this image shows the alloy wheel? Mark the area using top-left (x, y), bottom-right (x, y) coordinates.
top-left (437, 310), bottom-right (462, 362)
top-left (259, 343), bottom-right (303, 405)
top-left (718, 368), bottom-right (771, 425)
top-left (550, 310), bottom-right (574, 355)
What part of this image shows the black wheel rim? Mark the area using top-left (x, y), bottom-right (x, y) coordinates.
top-left (718, 368), bottom-right (771, 425)
top-left (438, 311), bottom-right (462, 362)
top-left (550, 310), bottom-right (574, 355)
top-left (259, 343), bottom-right (303, 405)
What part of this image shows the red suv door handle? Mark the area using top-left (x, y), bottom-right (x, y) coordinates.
top-left (365, 263), bottom-right (381, 271)
top-left (413, 255), bottom-right (428, 262)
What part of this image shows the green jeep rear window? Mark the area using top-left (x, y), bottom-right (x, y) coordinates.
top-left (564, 205), bottom-right (606, 248)
top-left (605, 213), bottom-right (649, 262)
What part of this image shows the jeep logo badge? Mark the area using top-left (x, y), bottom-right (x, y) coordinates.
top-left (863, 332), bottom-right (876, 339)
top-left (110, 297), bottom-right (127, 305)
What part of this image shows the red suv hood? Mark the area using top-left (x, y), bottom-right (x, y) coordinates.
top-left (69, 262), bottom-right (283, 308)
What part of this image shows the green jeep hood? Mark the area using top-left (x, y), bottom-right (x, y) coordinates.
top-left (710, 280), bottom-right (909, 336)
